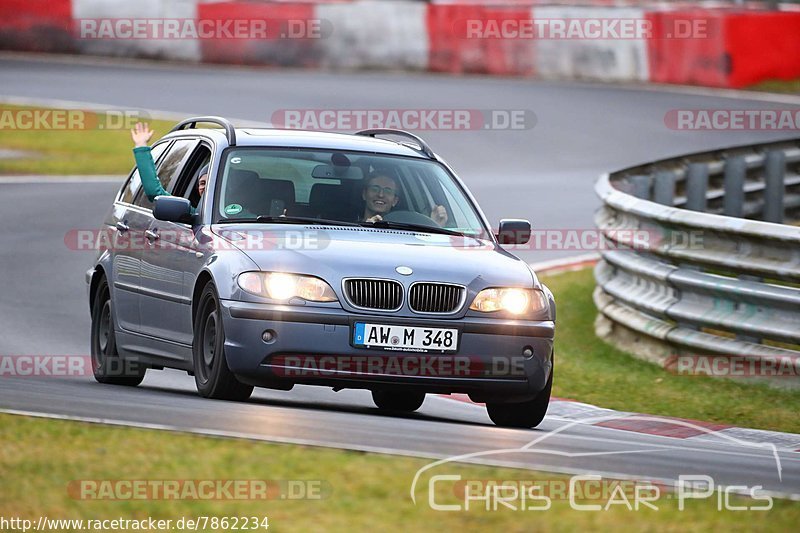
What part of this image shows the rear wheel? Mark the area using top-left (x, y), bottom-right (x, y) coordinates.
top-left (90, 278), bottom-right (146, 386)
top-left (486, 370), bottom-right (552, 429)
top-left (371, 390), bottom-right (425, 413)
top-left (193, 283), bottom-right (253, 401)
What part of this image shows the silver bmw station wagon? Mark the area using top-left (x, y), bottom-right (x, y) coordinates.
top-left (87, 117), bottom-right (555, 428)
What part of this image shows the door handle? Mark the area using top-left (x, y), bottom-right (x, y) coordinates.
top-left (145, 229), bottom-right (160, 242)
top-left (116, 221), bottom-right (130, 233)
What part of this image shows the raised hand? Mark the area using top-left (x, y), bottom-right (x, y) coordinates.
top-left (430, 205), bottom-right (448, 226)
top-left (131, 122), bottom-right (154, 148)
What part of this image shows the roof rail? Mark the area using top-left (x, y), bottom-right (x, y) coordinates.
top-left (169, 116), bottom-right (236, 146)
top-left (354, 129), bottom-right (435, 159)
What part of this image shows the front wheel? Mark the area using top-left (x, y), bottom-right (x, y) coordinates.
top-left (193, 283), bottom-right (253, 401)
top-left (371, 390), bottom-right (425, 412)
top-left (90, 278), bottom-right (146, 386)
top-left (486, 370), bottom-right (552, 428)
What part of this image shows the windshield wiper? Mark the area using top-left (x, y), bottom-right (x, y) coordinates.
top-left (362, 220), bottom-right (468, 237)
top-left (259, 216), bottom-right (361, 226)
top-left (220, 216), bottom-right (470, 236)
top-left (219, 216), bottom-right (359, 227)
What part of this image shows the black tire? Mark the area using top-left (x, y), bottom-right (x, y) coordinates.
top-left (193, 283), bottom-right (253, 401)
top-left (371, 390), bottom-right (425, 413)
top-left (91, 278), bottom-right (146, 386)
top-left (486, 370), bottom-right (553, 429)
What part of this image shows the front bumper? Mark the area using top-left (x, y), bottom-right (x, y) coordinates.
top-left (220, 300), bottom-right (554, 402)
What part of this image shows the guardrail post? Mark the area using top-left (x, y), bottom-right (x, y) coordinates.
top-left (653, 171), bottom-right (675, 206)
top-left (722, 156), bottom-right (746, 218)
top-left (764, 150), bottom-right (785, 223)
top-left (685, 163), bottom-right (708, 212)
top-left (630, 175), bottom-right (651, 200)
top-left (736, 274), bottom-right (763, 344)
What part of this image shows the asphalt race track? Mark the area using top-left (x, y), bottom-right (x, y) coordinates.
top-left (1, 55), bottom-right (799, 497)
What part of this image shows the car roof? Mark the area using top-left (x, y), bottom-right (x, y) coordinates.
top-left (164, 128), bottom-right (433, 159)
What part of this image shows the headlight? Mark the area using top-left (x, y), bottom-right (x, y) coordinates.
top-left (237, 272), bottom-right (338, 302)
top-left (469, 288), bottom-right (548, 316)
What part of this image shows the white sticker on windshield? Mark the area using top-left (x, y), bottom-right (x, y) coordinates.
top-left (224, 204), bottom-right (243, 215)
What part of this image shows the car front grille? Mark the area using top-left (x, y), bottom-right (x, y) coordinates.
top-left (344, 279), bottom-right (403, 311)
top-left (409, 283), bottom-right (465, 314)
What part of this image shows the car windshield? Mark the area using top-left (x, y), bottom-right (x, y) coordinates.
top-left (213, 148), bottom-right (488, 236)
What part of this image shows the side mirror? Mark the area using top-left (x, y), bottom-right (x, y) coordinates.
top-left (154, 196), bottom-right (194, 224)
top-left (497, 219), bottom-right (531, 245)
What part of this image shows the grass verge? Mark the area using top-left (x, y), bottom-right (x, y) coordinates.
top-left (0, 104), bottom-right (175, 175)
top-left (1, 413), bottom-right (797, 532)
top-left (541, 268), bottom-right (800, 434)
top-left (748, 79), bottom-right (800, 95)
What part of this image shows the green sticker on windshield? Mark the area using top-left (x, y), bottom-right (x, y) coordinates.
top-left (224, 203), bottom-right (243, 215)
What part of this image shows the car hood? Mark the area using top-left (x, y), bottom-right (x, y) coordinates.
top-left (211, 224), bottom-right (538, 290)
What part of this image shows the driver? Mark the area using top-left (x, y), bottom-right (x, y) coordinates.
top-left (131, 122), bottom-right (208, 209)
top-left (361, 172), bottom-right (448, 226)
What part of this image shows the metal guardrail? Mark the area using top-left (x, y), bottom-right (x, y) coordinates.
top-left (593, 138), bottom-right (800, 387)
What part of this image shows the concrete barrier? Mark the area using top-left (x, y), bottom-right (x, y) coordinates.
top-left (533, 6), bottom-right (650, 82)
top-left (0, 0), bottom-right (74, 53)
top-left (320, 0), bottom-right (428, 70)
top-left (72, 0), bottom-right (200, 61)
top-left (1, 0), bottom-right (799, 89)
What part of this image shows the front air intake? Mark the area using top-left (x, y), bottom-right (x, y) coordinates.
top-left (409, 283), bottom-right (465, 314)
top-left (344, 278), bottom-right (403, 311)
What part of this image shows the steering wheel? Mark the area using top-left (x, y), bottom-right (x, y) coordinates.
top-left (383, 210), bottom-right (437, 226)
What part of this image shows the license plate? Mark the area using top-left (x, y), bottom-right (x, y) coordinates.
top-left (352, 323), bottom-right (459, 353)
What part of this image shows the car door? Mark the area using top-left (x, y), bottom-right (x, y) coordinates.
top-left (111, 140), bottom-right (172, 333)
top-left (169, 142), bottom-right (215, 344)
top-left (136, 138), bottom-right (201, 344)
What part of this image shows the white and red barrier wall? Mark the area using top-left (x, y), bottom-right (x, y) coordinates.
top-left (1, 0), bottom-right (800, 88)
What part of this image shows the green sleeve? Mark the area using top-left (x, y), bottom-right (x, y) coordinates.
top-left (133, 146), bottom-right (168, 202)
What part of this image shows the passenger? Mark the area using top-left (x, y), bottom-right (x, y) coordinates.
top-left (361, 172), bottom-right (448, 226)
top-left (131, 122), bottom-right (208, 206)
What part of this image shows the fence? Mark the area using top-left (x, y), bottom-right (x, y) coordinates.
top-left (593, 137), bottom-right (800, 387)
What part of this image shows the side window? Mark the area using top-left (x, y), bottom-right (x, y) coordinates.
top-left (133, 139), bottom-right (197, 209)
top-left (119, 141), bottom-right (171, 204)
top-left (172, 144), bottom-right (212, 208)
top-left (402, 169), bottom-right (431, 214)
top-left (440, 186), bottom-right (469, 228)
